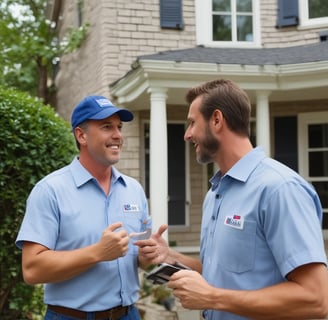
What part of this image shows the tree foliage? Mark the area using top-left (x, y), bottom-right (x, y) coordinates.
top-left (0, 86), bottom-right (77, 319)
top-left (0, 0), bottom-right (89, 105)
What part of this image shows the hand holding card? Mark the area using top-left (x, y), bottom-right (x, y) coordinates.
top-left (146, 262), bottom-right (191, 284)
top-left (129, 228), bottom-right (152, 240)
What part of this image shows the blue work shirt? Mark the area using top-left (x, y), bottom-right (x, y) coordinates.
top-left (201, 147), bottom-right (327, 320)
top-left (16, 157), bottom-right (150, 311)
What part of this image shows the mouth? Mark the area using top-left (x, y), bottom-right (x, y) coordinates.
top-left (107, 144), bottom-right (121, 150)
top-left (193, 141), bottom-right (199, 151)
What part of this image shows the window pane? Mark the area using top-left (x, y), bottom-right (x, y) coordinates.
top-left (237, 15), bottom-right (253, 41)
top-left (312, 181), bottom-right (328, 208)
top-left (213, 15), bottom-right (231, 40)
top-left (212, 0), bottom-right (230, 12)
top-left (308, 124), bottom-right (328, 148)
top-left (237, 0), bottom-right (252, 12)
top-left (274, 116), bottom-right (298, 172)
top-left (309, 0), bottom-right (328, 18)
top-left (309, 151), bottom-right (328, 176)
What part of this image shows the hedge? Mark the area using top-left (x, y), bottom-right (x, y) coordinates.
top-left (0, 87), bottom-right (77, 319)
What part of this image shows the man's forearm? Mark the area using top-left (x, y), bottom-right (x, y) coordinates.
top-left (166, 248), bottom-right (202, 273)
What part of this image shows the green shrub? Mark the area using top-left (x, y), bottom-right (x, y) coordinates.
top-left (0, 87), bottom-right (77, 319)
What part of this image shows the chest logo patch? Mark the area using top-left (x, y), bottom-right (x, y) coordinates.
top-left (224, 214), bottom-right (244, 230)
top-left (123, 204), bottom-right (140, 212)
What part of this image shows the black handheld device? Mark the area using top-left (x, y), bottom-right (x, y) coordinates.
top-left (146, 262), bottom-right (190, 284)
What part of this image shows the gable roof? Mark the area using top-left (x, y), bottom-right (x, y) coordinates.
top-left (137, 42), bottom-right (328, 65)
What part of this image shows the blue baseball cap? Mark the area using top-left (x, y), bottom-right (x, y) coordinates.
top-left (71, 95), bottom-right (134, 129)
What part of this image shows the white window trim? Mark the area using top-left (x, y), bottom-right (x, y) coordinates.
top-left (298, 111), bottom-right (328, 239)
top-left (195, 0), bottom-right (261, 48)
top-left (299, 0), bottom-right (328, 29)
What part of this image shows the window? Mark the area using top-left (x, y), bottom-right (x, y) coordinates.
top-left (299, 0), bottom-right (328, 28)
top-left (212, 0), bottom-right (253, 41)
top-left (195, 0), bottom-right (260, 47)
top-left (298, 112), bottom-right (328, 238)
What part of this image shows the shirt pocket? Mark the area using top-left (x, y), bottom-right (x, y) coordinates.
top-left (217, 220), bottom-right (257, 273)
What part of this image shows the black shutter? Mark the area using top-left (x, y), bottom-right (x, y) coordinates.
top-left (277, 0), bottom-right (299, 28)
top-left (160, 0), bottom-right (184, 29)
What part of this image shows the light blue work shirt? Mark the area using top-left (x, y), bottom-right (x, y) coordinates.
top-left (16, 157), bottom-right (150, 311)
top-left (201, 147), bottom-right (327, 320)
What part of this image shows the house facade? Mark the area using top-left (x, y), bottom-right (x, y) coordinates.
top-left (47, 0), bottom-right (328, 253)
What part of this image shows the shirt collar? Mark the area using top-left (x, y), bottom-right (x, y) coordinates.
top-left (70, 156), bottom-right (127, 188)
top-left (210, 146), bottom-right (266, 190)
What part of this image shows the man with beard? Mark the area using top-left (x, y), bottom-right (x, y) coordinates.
top-left (135, 79), bottom-right (328, 320)
top-left (16, 96), bottom-right (150, 320)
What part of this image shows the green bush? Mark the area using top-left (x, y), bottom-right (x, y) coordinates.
top-left (0, 87), bottom-right (77, 319)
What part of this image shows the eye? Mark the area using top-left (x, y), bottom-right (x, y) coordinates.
top-left (188, 120), bottom-right (195, 127)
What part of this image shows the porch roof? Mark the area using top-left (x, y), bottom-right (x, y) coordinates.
top-left (110, 42), bottom-right (328, 109)
top-left (136, 42), bottom-right (328, 66)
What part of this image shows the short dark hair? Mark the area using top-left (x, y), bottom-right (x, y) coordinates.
top-left (186, 79), bottom-right (251, 137)
top-left (73, 120), bottom-right (89, 150)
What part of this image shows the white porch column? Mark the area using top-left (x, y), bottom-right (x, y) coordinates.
top-left (148, 87), bottom-right (168, 240)
top-left (255, 91), bottom-right (271, 156)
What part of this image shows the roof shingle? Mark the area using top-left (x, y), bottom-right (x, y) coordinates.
top-left (138, 42), bottom-right (328, 65)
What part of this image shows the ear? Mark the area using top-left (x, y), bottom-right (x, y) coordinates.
top-left (212, 109), bottom-right (224, 129)
top-left (74, 127), bottom-right (87, 146)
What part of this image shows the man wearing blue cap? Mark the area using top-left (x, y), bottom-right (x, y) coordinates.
top-left (16, 96), bottom-right (151, 320)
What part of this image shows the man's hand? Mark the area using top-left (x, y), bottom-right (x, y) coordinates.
top-left (134, 224), bottom-right (170, 266)
top-left (96, 222), bottom-right (129, 261)
top-left (168, 270), bottom-right (214, 310)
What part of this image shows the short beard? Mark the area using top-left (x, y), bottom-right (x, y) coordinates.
top-left (197, 127), bottom-right (219, 164)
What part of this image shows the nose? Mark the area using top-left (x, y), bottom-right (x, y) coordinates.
top-left (113, 126), bottom-right (123, 139)
top-left (184, 126), bottom-right (191, 142)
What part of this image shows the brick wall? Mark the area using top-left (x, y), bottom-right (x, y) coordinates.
top-left (55, 0), bottom-right (196, 121)
top-left (55, 0), bottom-right (328, 120)
top-left (260, 0), bottom-right (323, 48)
